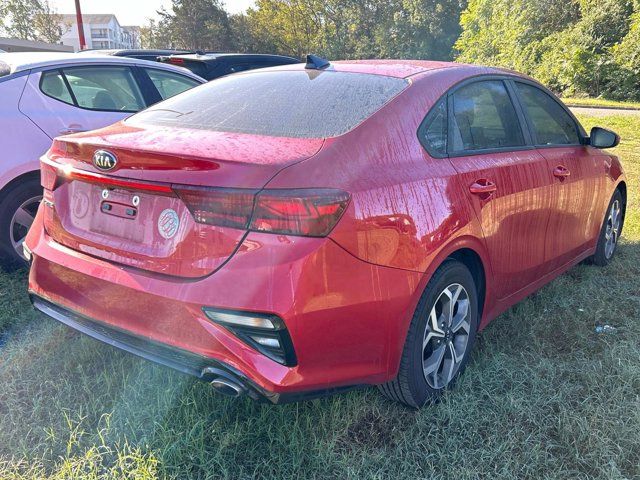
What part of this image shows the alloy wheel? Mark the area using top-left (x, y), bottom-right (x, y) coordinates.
top-left (10, 195), bottom-right (41, 261)
top-left (422, 283), bottom-right (471, 389)
top-left (604, 199), bottom-right (621, 260)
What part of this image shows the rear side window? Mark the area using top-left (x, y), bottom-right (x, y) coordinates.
top-left (145, 68), bottom-right (201, 100)
top-left (40, 70), bottom-right (74, 104)
top-left (40, 66), bottom-right (145, 112)
top-left (420, 99), bottom-right (447, 157)
top-left (450, 80), bottom-right (525, 153)
top-left (515, 82), bottom-right (580, 145)
top-left (64, 66), bottom-right (145, 111)
top-left (128, 71), bottom-right (408, 138)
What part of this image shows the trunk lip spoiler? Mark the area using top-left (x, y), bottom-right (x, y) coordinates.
top-left (49, 161), bottom-right (176, 195)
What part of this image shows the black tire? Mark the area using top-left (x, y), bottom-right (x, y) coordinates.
top-left (378, 259), bottom-right (479, 408)
top-left (588, 190), bottom-right (624, 267)
top-left (0, 176), bottom-right (42, 268)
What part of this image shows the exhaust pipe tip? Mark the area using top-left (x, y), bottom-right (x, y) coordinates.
top-left (211, 378), bottom-right (244, 398)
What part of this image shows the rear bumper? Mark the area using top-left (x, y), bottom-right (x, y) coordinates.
top-left (30, 295), bottom-right (357, 403)
top-left (26, 208), bottom-right (423, 399)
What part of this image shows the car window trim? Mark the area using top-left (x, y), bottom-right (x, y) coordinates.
top-left (59, 68), bottom-right (79, 106)
top-left (39, 65), bottom-right (143, 114)
top-left (510, 78), bottom-right (587, 147)
top-left (133, 65), bottom-right (162, 106)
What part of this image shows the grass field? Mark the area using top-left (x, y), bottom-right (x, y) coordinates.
top-left (561, 97), bottom-right (640, 110)
top-left (1, 113), bottom-right (639, 479)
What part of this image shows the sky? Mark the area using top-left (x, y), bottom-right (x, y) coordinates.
top-left (48, 0), bottom-right (256, 26)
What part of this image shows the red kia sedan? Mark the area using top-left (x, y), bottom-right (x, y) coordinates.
top-left (26, 58), bottom-right (625, 407)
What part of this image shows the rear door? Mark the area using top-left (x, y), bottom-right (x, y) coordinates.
top-left (513, 81), bottom-right (608, 270)
top-left (19, 64), bottom-right (145, 138)
top-left (444, 79), bottom-right (555, 300)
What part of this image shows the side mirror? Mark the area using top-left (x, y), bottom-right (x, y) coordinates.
top-left (589, 127), bottom-right (620, 149)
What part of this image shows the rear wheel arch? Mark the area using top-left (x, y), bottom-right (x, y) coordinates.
top-left (0, 170), bottom-right (41, 200)
top-left (616, 181), bottom-right (627, 214)
top-left (612, 181), bottom-right (627, 240)
top-left (446, 248), bottom-right (487, 321)
top-left (388, 241), bottom-right (491, 378)
top-left (0, 171), bottom-right (42, 266)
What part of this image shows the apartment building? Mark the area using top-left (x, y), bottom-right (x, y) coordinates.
top-left (59, 14), bottom-right (140, 51)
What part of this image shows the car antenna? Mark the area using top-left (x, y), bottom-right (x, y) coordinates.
top-left (305, 54), bottom-right (330, 70)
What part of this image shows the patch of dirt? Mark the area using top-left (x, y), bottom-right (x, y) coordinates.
top-left (338, 409), bottom-right (412, 451)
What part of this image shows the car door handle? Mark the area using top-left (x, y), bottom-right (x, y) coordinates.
top-left (553, 165), bottom-right (571, 179)
top-left (469, 180), bottom-right (497, 195)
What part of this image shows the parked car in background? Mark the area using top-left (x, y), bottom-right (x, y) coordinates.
top-left (77, 49), bottom-right (190, 62)
top-left (158, 52), bottom-right (299, 80)
top-left (0, 52), bottom-right (205, 266)
top-left (26, 58), bottom-right (625, 407)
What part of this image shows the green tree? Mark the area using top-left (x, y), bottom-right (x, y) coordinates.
top-left (139, 0), bottom-right (233, 51)
top-left (241, 0), bottom-right (465, 60)
top-left (0, 0), bottom-right (63, 43)
top-left (245, 0), bottom-right (321, 58)
top-left (391, 0), bottom-right (466, 60)
top-left (456, 0), bottom-right (637, 97)
top-left (139, 18), bottom-right (173, 49)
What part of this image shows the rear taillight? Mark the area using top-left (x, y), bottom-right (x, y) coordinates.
top-left (174, 186), bottom-right (256, 230)
top-left (40, 160), bottom-right (59, 191)
top-left (251, 189), bottom-right (350, 237)
top-left (174, 187), bottom-right (350, 237)
top-left (41, 140), bottom-right (69, 190)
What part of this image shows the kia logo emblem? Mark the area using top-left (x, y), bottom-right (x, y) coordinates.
top-left (93, 150), bottom-right (118, 171)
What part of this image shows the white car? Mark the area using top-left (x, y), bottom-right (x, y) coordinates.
top-left (0, 52), bottom-right (205, 266)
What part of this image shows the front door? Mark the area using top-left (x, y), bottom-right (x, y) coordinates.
top-left (513, 81), bottom-right (608, 270)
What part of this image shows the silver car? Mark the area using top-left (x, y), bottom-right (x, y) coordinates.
top-left (0, 52), bottom-right (205, 266)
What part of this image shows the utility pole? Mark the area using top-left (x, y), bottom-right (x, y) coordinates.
top-left (75, 0), bottom-right (87, 50)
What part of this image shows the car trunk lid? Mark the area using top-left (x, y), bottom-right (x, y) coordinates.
top-left (42, 123), bottom-right (323, 278)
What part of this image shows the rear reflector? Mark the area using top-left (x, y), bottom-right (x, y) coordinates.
top-left (202, 307), bottom-right (296, 365)
top-left (176, 187), bottom-right (349, 237)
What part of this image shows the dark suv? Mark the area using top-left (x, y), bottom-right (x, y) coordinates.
top-left (158, 53), bottom-right (300, 80)
top-left (77, 49), bottom-right (190, 62)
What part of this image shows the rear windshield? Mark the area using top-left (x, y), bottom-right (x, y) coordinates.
top-left (126, 70), bottom-right (408, 138)
top-left (179, 59), bottom-right (209, 78)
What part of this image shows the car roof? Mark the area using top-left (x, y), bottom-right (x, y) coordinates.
top-left (0, 52), bottom-right (205, 81)
top-left (164, 52), bottom-right (299, 63)
top-left (78, 49), bottom-right (188, 56)
top-left (252, 59), bottom-right (517, 79)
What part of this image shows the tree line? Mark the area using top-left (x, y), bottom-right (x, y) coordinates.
top-left (140, 0), bottom-right (464, 62)
top-left (140, 0), bottom-right (640, 100)
top-left (0, 0), bottom-right (65, 44)
top-left (2, 0), bottom-right (640, 100)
